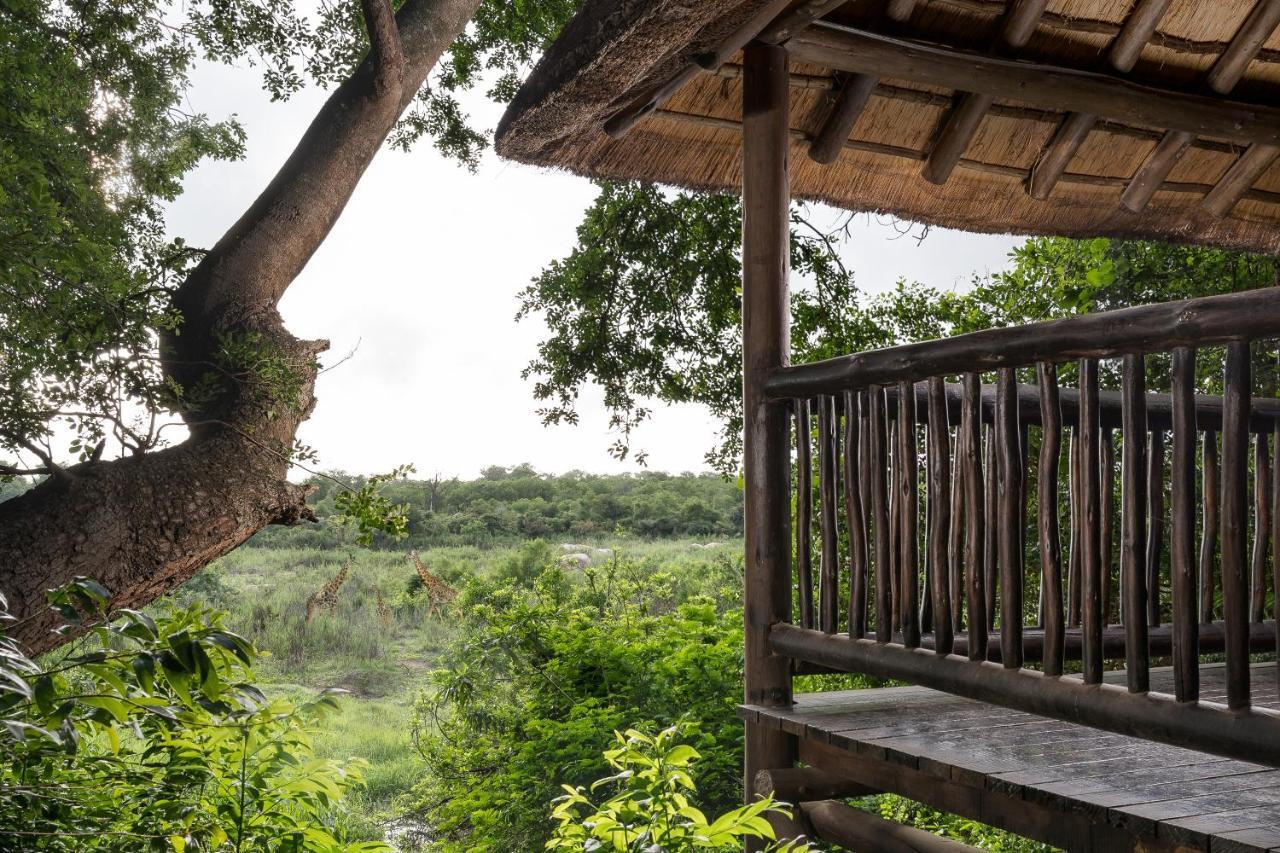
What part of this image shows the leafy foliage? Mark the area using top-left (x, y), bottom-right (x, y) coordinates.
top-left (0, 0), bottom-right (581, 475)
top-left (521, 185), bottom-right (1280, 471)
top-left (0, 581), bottom-right (384, 852)
top-left (331, 465), bottom-right (416, 546)
top-left (517, 183), bottom-right (870, 472)
top-left (548, 726), bottom-right (812, 852)
top-left (0, 0), bottom-right (346, 469)
top-left (405, 555), bottom-right (748, 851)
top-left (243, 465), bottom-right (744, 549)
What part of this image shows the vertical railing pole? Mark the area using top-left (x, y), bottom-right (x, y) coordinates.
top-left (984, 424), bottom-right (999, 631)
top-left (1121, 354), bottom-right (1150, 693)
top-left (1171, 347), bottom-right (1199, 702)
top-left (1038, 363), bottom-right (1064, 677)
top-left (962, 373), bottom-right (987, 661)
top-left (1222, 342), bottom-right (1252, 711)
top-left (1252, 433), bottom-right (1271, 623)
top-left (1101, 429), bottom-right (1116, 625)
top-left (1201, 430), bottom-right (1220, 622)
top-left (996, 369), bottom-right (1023, 669)
top-left (741, 42), bottom-right (794, 809)
top-left (1080, 359), bottom-right (1103, 684)
top-left (871, 386), bottom-right (892, 643)
top-left (1068, 431), bottom-right (1082, 627)
top-left (927, 377), bottom-right (954, 655)
top-left (898, 382), bottom-right (921, 648)
top-left (1147, 429), bottom-right (1166, 626)
top-left (844, 390), bottom-right (869, 639)
top-left (795, 399), bottom-right (814, 629)
top-left (948, 404), bottom-right (966, 637)
top-left (818, 395), bottom-right (840, 633)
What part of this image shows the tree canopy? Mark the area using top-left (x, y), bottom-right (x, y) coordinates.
top-left (519, 184), bottom-right (1279, 471)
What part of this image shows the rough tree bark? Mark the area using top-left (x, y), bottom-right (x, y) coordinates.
top-left (0, 0), bottom-right (483, 655)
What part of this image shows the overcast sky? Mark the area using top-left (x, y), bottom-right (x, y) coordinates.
top-left (165, 60), bottom-right (1023, 479)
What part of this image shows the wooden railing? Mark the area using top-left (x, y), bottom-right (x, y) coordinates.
top-left (762, 287), bottom-right (1280, 766)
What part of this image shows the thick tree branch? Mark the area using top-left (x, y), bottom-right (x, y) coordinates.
top-left (0, 0), bottom-right (484, 654)
top-left (362, 0), bottom-right (405, 95)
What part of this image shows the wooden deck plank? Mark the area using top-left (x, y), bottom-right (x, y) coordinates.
top-left (741, 662), bottom-right (1280, 852)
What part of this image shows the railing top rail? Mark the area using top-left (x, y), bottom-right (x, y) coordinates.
top-left (764, 287), bottom-right (1280, 399)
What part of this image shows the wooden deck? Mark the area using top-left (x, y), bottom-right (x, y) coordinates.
top-left (740, 663), bottom-right (1280, 852)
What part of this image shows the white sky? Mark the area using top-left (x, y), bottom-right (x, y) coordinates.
top-left (165, 60), bottom-right (1023, 479)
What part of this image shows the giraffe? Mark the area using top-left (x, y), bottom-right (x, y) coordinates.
top-left (375, 589), bottom-right (393, 629)
top-left (408, 550), bottom-right (457, 618)
top-left (306, 559), bottom-right (352, 623)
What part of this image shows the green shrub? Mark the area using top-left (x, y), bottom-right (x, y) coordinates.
top-left (0, 581), bottom-right (385, 852)
top-left (548, 726), bottom-right (813, 852)
top-left (406, 560), bottom-right (745, 852)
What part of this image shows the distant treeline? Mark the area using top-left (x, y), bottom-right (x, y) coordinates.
top-left (247, 464), bottom-right (744, 548)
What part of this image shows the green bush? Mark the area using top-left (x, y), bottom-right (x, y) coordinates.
top-left (0, 580), bottom-right (384, 852)
top-left (548, 726), bottom-right (813, 852)
top-left (406, 559), bottom-right (745, 852)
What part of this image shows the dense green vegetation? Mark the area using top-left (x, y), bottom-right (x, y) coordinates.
top-left (0, 582), bottom-right (385, 852)
top-left (248, 466), bottom-right (743, 549)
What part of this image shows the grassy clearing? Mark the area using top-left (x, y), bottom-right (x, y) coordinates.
top-left (172, 536), bottom-right (1052, 851)
top-left (166, 537), bottom-right (742, 846)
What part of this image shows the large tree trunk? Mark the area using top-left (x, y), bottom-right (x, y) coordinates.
top-left (0, 0), bottom-right (482, 655)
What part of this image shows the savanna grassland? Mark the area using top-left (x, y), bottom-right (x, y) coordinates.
top-left (152, 467), bottom-right (1052, 852)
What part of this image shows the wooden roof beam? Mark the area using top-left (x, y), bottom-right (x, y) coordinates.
top-left (922, 0), bottom-right (1047, 186)
top-left (810, 0), bottom-right (928, 165)
top-left (787, 23), bottom-right (1280, 149)
top-left (1120, 0), bottom-right (1280, 213)
top-left (603, 0), bottom-right (847, 139)
top-left (1203, 143), bottom-right (1280, 217)
top-left (1028, 0), bottom-right (1171, 200)
top-left (809, 73), bottom-right (879, 164)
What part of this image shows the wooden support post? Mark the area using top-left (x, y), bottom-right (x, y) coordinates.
top-left (742, 42), bottom-right (795, 816)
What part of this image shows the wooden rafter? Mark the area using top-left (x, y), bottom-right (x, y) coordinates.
top-left (716, 62), bottom-right (1252, 157)
top-left (603, 0), bottom-right (847, 139)
top-left (922, 0), bottom-right (1047, 186)
top-left (787, 23), bottom-right (1280, 149)
top-left (1121, 0), bottom-right (1280, 213)
top-left (1028, 0), bottom-right (1171, 201)
top-left (809, 73), bottom-right (879, 164)
top-left (1203, 143), bottom-right (1280, 218)
top-left (655, 108), bottom-right (1280, 210)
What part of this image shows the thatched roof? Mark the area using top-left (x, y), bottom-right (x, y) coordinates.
top-left (496, 0), bottom-right (1280, 256)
